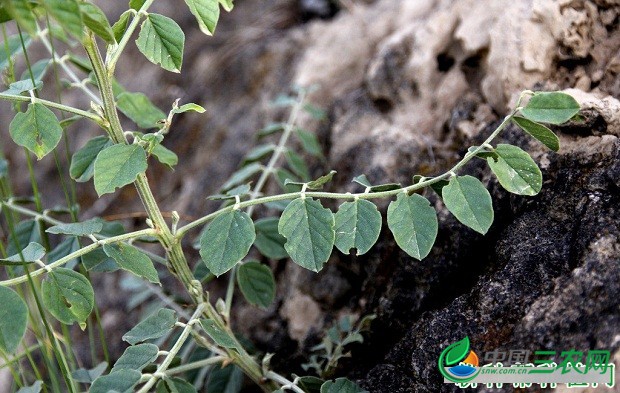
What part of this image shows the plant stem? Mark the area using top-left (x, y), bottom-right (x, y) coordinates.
top-left (165, 355), bottom-right (226, 376)
top-left (177, 111), bottom-right (516, 237)
top-left (264, 371), bottom-right (305, 393)
top-left (0, 93), bottom-right (104, 124)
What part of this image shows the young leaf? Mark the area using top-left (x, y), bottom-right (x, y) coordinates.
top-left (200, 319), bottom-right (239, 349)
top-left (0, 242), bottom-right (45, 264)
top-left (2, 2), bottom-right (36, 35)
top-left (46, 217), bottom-right (104, 236)
top-left (520, 92), bottom-right (580, 125)
top-left (199, 210), bottom-right (255, 276)
top-left (307, 170), bottom-right (336, 189)
top-left (103, 243), bottom-right (160, 284)
top-left (0, 285), bottom-right (28, 353)
top-left (151, 144), bottom-right (178, 168)
top-left (236, 261), bottom-right (276, 309)
top-left (111, 343), bottom-right (159, 373)
top-left (442, 175), bottom-right (494, 234)
top-left (80, 2), bottom-right (115, 43)
top-left (94, 144), bottom-right (147, 196)
top-left (173, 103), bottom-right (206, 114)
top-left (71, 362), bottom-right (108, 384)
top-left (184, 0), bottom-right (220, 36)
top-left (487, 144), bottom-right (542, 196)
top-left (9, 103), bottom-right (63, 160)
top-left (206, 365), bottom-right (243, 393)
top-left (122, 308), bottom-right (177, 345)
top-left (334, 199), bottom-right (382, 256)
top-left (254, 217), bottom-right (288, 259)
top-left (512, 116), bottom-right (560, 152)
top-left (43, 0), bottom-right (84, 39)
top-left (90, 370), bottom-right (141, 393)
top-left (71, 137), bottom-right (113, 182)
top-left (387, 193), bottom-right (438, 260)
top-left (112, 10), bottom-right (132, 42)
top-left (116, 92), bottom-right (166, 129)
top-left (320, 378), bottom-right (368, 393)
top-left (42, 268), bottom-right (95, 329)
top-left (278, 198), bottom-right (335, 272)
top-left (136, 13), bottom-right (185, 73)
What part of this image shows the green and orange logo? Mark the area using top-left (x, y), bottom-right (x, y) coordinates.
top-left (438, 337), bottom-right (481, 383)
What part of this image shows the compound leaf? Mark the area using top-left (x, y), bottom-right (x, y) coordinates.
top-left (487, 144), bottom-right (542, 196)
top-left (136, 13), bottom-right (185, 73)
top-left (122, 308), bottom-right (177, 345)
top-left (42, 268), bottom-right (94, 329)
top-left (278, 198), bottom-right (335, 272)
top-left (0, 285), bottom-right (28, 353)
top-left (387, 193), bottom-right (437, 260)
top-left (442, 175), bottom-right (493, 234)
top-left (237, 261), bottom-right (275, 309)
top-left (9, 103), bottom-right (63, 160)
top-left (94, 144), bottom-right (147, 196)
top-left (334, 199), bottom-right (381, 256)
top-left (521, 92), bottom-right (580, 125)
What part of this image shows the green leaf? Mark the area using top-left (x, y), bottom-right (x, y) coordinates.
top-left (387, 193), bottom-right (438, 260)
top-left (43, 0), bottom-right (84, 39)
top-left (46, 218), bottom-right (104, 236)
top-left (242, 144), bottom-right (275, 164)
top-left (442, 175), bottom-right (494, 234)
top-left (352, 175), bottom-right (401, 192)
top-left (521, 92), bottom-right (580, 125)
top-left (334, 199), bottom-right (382, 256)
top-left (173, 103), bottom-right (205, 114)
top-left (444, 336), bottom-right (470, 366)
top-left (113, 10), bottom-right (132, 42)
top-left (116, 92), bottom-right (166, 129)
top-left (296, 128), bottom-right (324, 158)
top-left (0, 285), bottom-right (28, 354)
top-left (3, 78), bottom-right (43, 95)
top-left (16, 381), bottom-right (43, 393)
top-left (48, 237), bottom-right (80, 269)
top-left (0, 34), bottom-right (30, 71)
top-left (129, 0), bottom-right (146, 10)
top-left (236, 262), bottom-right (276, 309)
top-left (82, 248), bottom-right (118, 272)
top-left (221, 162), bottom-right (262, 191)
top-left (103, 243), bottom-right (160, 284)
top-left (487, 144), bottom-right (542, 196)
top-left (71, 362), bottom-right (108, 384)
top-left (80, 2), bottom-right (115, 44)
top-left (2, 1), bottom-right (36, 35)
top-left (9, 103), bottom-right (63, 160)
top-left (307, 170), bottom-right (336, 189)
top-left (0, 242), bottom-right (44, 264)
top-left (70, 137), bottom-right (113, 182)
top-left (278, 198), bottom-right (335, 272)
top-left (94, 144), bottom-right (147, 196)
top-left (258, 123), bottom-right (284, 137)
top-left (42, 268), bottom-right (95, 329)
top-left (157, 377), bottom-right (197, 393)
top-left (254, 217), bottom-right (288, 259)
top-left (136, 13), bottom-right (185, 73)
top-left (112, 343), bottom-right (159, 373)
top-left (152, 144), bottom-right (178, 168)
top-left (320, 378), bottom-right (368, 393)
top-left (219, 0), bottom-right (234, 12)
top-left (200, 319), bottom-right (239, 349)
top-left (206, 365), bottom-right (243, 393)
top-left (512, 116), bottom-right (560, 152)
top-left (285, 150), bottom-right (310, 181)
top-left (297, 376), bottom-right (325, 393)
top-left (6, 220), bottom-right (41, 255)
top-left (91, 370), bottom-right (141, 393)
top-left (184, 0), bottom-right (220, 35)
top-left (199, 209), bottom-right (255, 276)
top-left (352, 174), bottom-right (372, 188)
top-left (122, 308), bottom-right (177, 345)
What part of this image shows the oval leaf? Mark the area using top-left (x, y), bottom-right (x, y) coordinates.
top-left (94, 144), bottom-right (147, 196)
top-left (512, 116), bottom-right (560, 152)
top-left (70, 136), bottom-right (113, 182)
top-left (122, 308), bottom-right (177, 345)
top-left (335, 199), bottom-right (382, 256)
top-left (320, 378), bottom-right (368, 393)
top-left (112, 343), bottom-right (159, 373)
top-left (199, 209), bottom-right (255, 277)
top-left (387, 193), bottom-right (438, 260)
top-left (116, 92), bottom-right (166, 129)
top-left (521, 92), bottom-right (580, 125)
top-left (254, 217), bottom-right (288, 259)
top-left (103, 243), bottom-right (160, 284)
top-left (42, 268), bottom-right (95, 329)
top-left (200, 319), bottom-right (239, 349)
top-left (487, 144), bottom-right (542, 196)
top-left (91, 369), bottom-right (141, 393)
top-left (1, 242), bottom-right (45, 265)
top-left (442, 175), bottom-right (493, 234)
top-left (278, 198), bottom-right (335, 272)
top-left (236, 261), bottom-right (276, 309)
top-left (184, 0), bottom-right (220, 36)
top-left (0, 285), bottom-right (28, 353)
top-left (43, 0), bottom-right (84, 39)
top-left (46, 217), bottom-right (104, 236)
top-left (80, 2), bottom-right (115, 43)
top-left (9, 103), bottom-right (63, 160)
top-left (136, 13), bottom-right (185, 73)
